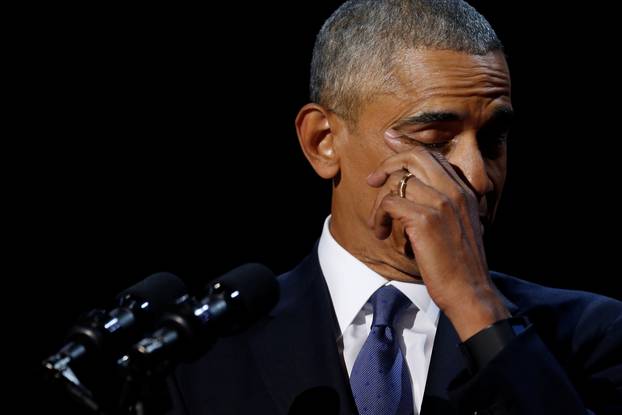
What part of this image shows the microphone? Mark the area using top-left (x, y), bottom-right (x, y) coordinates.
top-left (43, 272), bottom-right (187, 378)
top-left (288, 386), bottom-right (340, 415)
top-left (121, 263), bottom-right (278, 374)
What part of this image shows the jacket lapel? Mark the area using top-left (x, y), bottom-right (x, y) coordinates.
top-left (420, 313), bottom-right (465, 414)
top-left (247, 249), bottom-right (357, 415)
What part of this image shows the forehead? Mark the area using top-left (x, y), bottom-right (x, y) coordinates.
top-left (359, 49), bottom-right (512, 129)
top-left (393, 49), bottom-right (511, 98)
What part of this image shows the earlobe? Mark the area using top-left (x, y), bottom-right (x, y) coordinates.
top-left (295, 103), bottom-right (341, 179)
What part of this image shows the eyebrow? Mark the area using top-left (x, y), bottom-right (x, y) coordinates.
top-left (396, 111), bottom-right (461, 127)
top-left (394, 106), bottom-right (514, 129)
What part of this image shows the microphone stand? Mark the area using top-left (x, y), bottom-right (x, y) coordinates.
top-left (44, 352), bottom-right (101, 413)
top-left (43, 348), bottom-right (174, 415)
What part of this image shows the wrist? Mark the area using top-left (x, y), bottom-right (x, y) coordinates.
top-left (442, 288), bottom-right (511, 341)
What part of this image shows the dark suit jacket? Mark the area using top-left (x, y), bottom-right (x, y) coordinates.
top-left (167, 247), bottom-right (622, 414)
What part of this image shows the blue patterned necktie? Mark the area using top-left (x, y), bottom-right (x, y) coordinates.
top-left (350, 285), bottom-right (413, 415)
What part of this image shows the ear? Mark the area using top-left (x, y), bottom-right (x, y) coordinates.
top-left (295, 103), bottom-right (342, 179)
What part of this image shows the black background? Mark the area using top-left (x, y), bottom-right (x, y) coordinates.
top-left (11, 1), bottom-right (621, 413)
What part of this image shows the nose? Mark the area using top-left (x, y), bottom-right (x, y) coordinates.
top-left (448, 134), bottom-right (493, 199)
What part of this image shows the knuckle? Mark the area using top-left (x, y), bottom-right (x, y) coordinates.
top-left (436, 194), bottom-right (452, 211)
top-left (382, 194), bottom-right (399, 207)
top-left (450, 186), bottom-right (468, 204)
top-left (418, 210), bottom-right (440, 227)
top-left (406, 153), bottom-right (421, 168)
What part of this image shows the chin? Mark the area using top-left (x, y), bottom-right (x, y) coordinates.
top-left (365, 250), bottom-right (424, 283)
top-left (391, 258), bottom-right (424, 282)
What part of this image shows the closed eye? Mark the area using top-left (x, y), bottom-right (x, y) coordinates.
top-left (423, 141), bottom-right (451, 150)
top-left (390, 129), bottom-right (454, 152)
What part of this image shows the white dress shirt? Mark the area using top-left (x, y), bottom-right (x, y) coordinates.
top-left (318, 216), bottom-right (440, 414)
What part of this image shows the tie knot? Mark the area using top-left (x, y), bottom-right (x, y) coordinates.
top-left (370, 285), bottom-right (411, 327)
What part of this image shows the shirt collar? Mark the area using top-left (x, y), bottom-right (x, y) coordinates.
top-left (318, 216), bottom-right (439, 335)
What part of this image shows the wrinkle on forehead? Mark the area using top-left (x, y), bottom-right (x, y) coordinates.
top-left (389, 48), bottom-right (511, 101)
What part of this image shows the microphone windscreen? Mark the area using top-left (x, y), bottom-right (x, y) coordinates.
top-left (214, 263), bottom-right (279, 317)
top-left (117, 272), bottom-right (187, 314)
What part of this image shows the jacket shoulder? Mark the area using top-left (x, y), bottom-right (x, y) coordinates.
top-left (490, 270), bottom-right (621, 322)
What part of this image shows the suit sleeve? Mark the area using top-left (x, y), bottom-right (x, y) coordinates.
top-left (447, 323), bottom-right (622, 415)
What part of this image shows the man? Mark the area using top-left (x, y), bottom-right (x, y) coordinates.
top-left (168, 1), bottom-right (622, 414)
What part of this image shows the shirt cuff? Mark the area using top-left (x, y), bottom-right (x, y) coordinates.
top-left (459, 316), bottom-right (530, 373)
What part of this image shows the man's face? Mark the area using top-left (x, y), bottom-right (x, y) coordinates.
top-left (331, 49), bottom-right (513, 281)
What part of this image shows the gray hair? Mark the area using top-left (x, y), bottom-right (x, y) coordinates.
top-left (310, 0), bottom-right (503, 123)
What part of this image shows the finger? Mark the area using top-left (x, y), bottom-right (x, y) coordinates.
top-left (367, 145), bottom-right (439, 188)
top-left (372, 193), bottom-right (439, 242)
top-left (368, 173), bottom-right (407, 231)
top-left (428, 151), bottom-right (481, 238)
top-left (370, 146), bottom-right (477, 220)
top-left (371, 175), bottom-right (445, 239)
top-left (428, 151), bottom-right (476, 200)
top-left (368, 143), bottom-right (465, 200)
top-left (368, 172), bottom-right (434, 228)
top-left (380, 135), bottom-right (475, 201)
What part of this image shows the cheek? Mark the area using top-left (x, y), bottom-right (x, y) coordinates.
top-left (338, 134), bottom-right (390, 211)
top-left (342, 133), bottom-right (389, 176)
